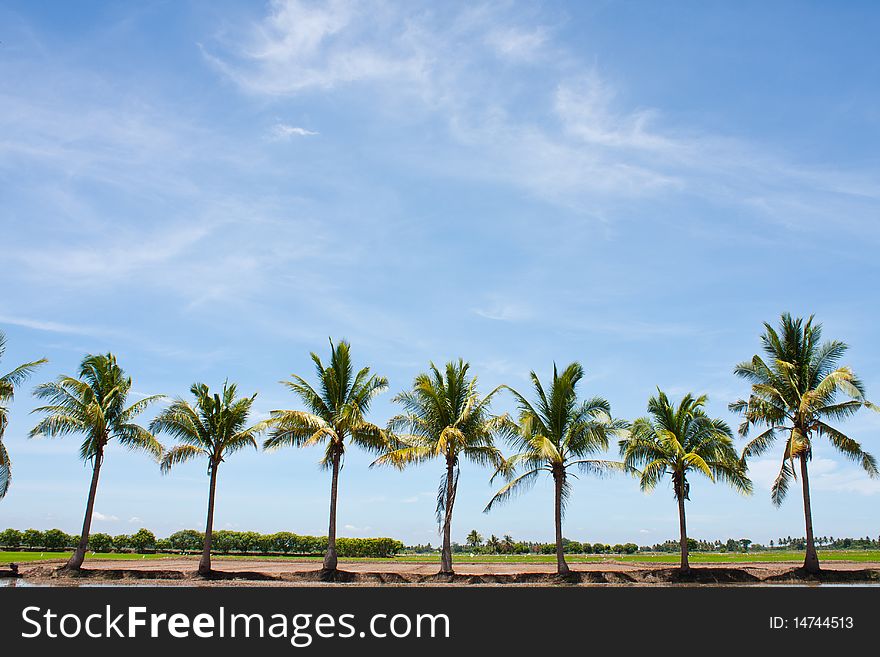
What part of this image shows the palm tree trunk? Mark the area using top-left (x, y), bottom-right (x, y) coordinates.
top-left (323, 451), bottom-right (340, 571)
top-left (66, 448), bottom-right (103, 571)
top-left (440, 458), bottom-right (455, 575)
top-left (553, 470), bottom-right (570, 575)
top-left (198, 463), bottom-right (218, 577)
top-left (677, 491), bottom-right (690, 571)
top-left (799, 455), bottom-right (820, 573)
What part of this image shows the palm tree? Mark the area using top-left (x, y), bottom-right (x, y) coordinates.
top-left (0, 331), bottom-right (47, 500)
top-left (485, 362), bottom-right (627, 575)
top-left (151, 381), bottom-right (265, 576)
top-left (486, 534), bottom-right (501, 554)
top-left (731, 313), bottom-right (877, 573)
top-left (372, 360), bottom-right (505, 574)
top-left (620, 390), bottom-right (752, 571)
top-left (29, 353), bottom-right (162, 571)
top-left (264, 339), bottom-right (387, 573)
top-left (465, 529), bottom-right (483, 549)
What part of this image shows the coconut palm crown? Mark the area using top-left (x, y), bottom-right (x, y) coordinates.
top-left (730, 313), bottom-right (877, 573)
top-left (620, 390), bottom-right (751, 570)
top-left (264, 339), bottom-right (388, 572)
top-left (29, 353), bottom-right (163, 570)
top-left (151, 381), bottom-right (265, 576)
top-left (485, 362), bottom-right (628, 574)
top-left (0, 331), bottom-right (47, 500)
top-left (372, 360), bottom-right (506, 574)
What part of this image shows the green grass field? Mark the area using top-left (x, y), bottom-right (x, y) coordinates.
top-left (2, 550), bottom-right (879, 564)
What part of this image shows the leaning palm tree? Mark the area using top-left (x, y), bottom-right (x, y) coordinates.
top-left (29, 353), bottom-right (163, 571)
top-left (620, 390), bottom-right (752, 571)
top-left (151, 381), bottom-right (265, 576)
top-left (264, 339), bottom-right (388, 573)
top-left (0, 331), bottom-right (47, 500)
top-left (372, 360), bottom-right (505, 574)
top-left (731, 313), bottom-right (877, 573)
top-left (485, 362), bottom-right (627, 575)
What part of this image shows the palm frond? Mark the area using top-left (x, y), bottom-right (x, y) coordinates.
top-left (484, 468), bottom-right (543, 512)
top-left (160, 444), bottom-right (207, 473)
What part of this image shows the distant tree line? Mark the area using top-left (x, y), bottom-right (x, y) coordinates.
top-left (0, 527), bottom-right (403, 558)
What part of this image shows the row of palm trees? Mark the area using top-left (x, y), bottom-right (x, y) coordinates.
top-left (0, 313), bottom-right (876, 576)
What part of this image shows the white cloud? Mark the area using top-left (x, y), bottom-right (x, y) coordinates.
top-left (93, 512), bottom-right (118, 522)
top-left (271, 123), bottom-right (318, 139)
top-left (202, 0), bottom-right (428, 95)
top-left (203, 1), bottom-right (880, 228)
top-left (128, 516), bottom-right (142, 524)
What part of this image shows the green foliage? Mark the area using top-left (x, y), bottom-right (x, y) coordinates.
top-left (88, 533), bottom-right (114, 552)
top-left (152, 381), bottom-right (264, 475)
top-left (265, 339), bottom-right (388, 467)
top-left (621, 390), bottom-right (752, 500)
top-left (42, 528), bottom-right (71, 550)
top-left (0, 528), bottom-right (23, 548)
top-left (22, 529), bottom-right (44, 548)
top-left (30, 353), bottom-right (163, 463)
top-left (487, 362), bottom-right (627, 513)
top-left (169, 529), bottom-right (204, 551)
top-left (732, 313), bottom-right (877, 505)
top-left (335, 537), bottom-right (404, 558)
top-left (112, 534), bottom-right (132, 550)
top-left (0, 331), bottom-right (47, 500)
top-left (129, 528), bottom-right (156, 552)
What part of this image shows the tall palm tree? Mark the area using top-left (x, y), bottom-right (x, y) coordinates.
top-left (264, 339), bottom-right (387, 573)
top-left (151, 381), bottom-right (265, 576)
top-left (0, 331), bottom-right (47, 500)
top-left (29, 353), bottom-right (163, 571)
top-left (372, 360), bottom-right (505, 574)
top-left (485, 362), bottom-right (627, 575)
top-left (731, 313), bottom-right (877, 573)
top-left (620, 390), bottom-right (752, 571)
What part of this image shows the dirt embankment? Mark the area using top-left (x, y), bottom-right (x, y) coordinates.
top-left (7, 558), bottom-right (880, 586)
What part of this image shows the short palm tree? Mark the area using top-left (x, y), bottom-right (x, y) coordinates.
top-left (0, 331), bottom-right (47, 500)
top-left (29, 353), bottom-right (163, 571)
top-left (466, 529), bottom-right (483, 549)
top-left (485, 362), bottom-right (627, 575)
top-left (372, 360), bottom-right (505, 574)
top-left (151, 381), bottom-right (265, 576)
top-left (620, 390), bottom-right (752, 571)
top-left (264, 339), bottom-right (388, 573)
top-left (731, 313), bottom-right (877, 573)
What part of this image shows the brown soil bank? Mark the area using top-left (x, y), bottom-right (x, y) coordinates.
top-left (15, 559), bottom-right (880, 586)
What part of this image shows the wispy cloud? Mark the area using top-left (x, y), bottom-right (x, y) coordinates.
top-left (201, 0), bottom-right (428, 95)
top-left (203, 1), bottom-right (880, 230)
top-left (0, 314), bottom-right (105, 337)
top-left (271, 123), bottom-right (318, 139)
top-left (93, 512), bottom-right (119, 522)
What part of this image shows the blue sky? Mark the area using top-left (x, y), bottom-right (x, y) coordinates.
top-left (1, 0), bottom-right (878, 547)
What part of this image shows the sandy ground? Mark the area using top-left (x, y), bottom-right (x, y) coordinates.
top-left (5, 557), bottom-right (880, 586)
